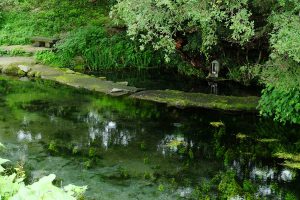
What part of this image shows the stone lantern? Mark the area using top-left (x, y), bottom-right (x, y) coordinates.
top-left (211, 60), bottom-right (220, 78)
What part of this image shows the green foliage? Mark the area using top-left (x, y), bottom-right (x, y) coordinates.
top-left (37, 26), bottom-right (163, 70)
top-left (227, 65), bottom-right (261, 85)
top-left (1, 0), bottom-right (300, 124)
top-left (269, 0), bottom-right (300, 63)
top-left (167, 55), bottom-right (205, 78)
top-left (0, 156), bottom-right (87, 200)
top-left (192, 170), bottom-right (259, 199)
top-left (256, 1), bottom-right (300, 124)
top-left (259, 86), bottom-right (300, 124)
top-left (0, 48), bottom-right (31, 57)
top-left (111, 0), bottom-right (255, 60)
top-left (35, 51), bottom-right (64, 67)
top-left (259, 58), bottom-right (300, 124)
top-left (0, 0), bottom-right (110, 45)
top-left (285, 192), bottom-right (297, 200)
top-left (217, 171), bottom-right (242, 199)
top-left (269, 12), bottom-right (300, 63)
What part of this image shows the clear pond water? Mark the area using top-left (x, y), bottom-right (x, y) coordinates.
top-left (0, 75), bottom-right (299, 199)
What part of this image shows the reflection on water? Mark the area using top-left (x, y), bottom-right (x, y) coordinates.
top-left (84, 110), bottom-right (132, 148)
top-left (0, 75), bottom-right (299, 199)
top-left (157, 134), bottom-right (188, 156)
top-left (88, 69), bottom-right (261, 96)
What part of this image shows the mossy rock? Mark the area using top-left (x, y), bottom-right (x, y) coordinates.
top-left (130, 90), bottom-right (259, 112)
top-left (27, 70), bottom-right (36, 77)
top-left (2, 64), bottom-right (20, 76)
top-left (73, 65), bottom-right (85, 72)
top-left (17, 69), bottom-right (26, 76)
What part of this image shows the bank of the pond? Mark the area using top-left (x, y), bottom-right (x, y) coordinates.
top-left (0, 56), bottom-right (259, 112)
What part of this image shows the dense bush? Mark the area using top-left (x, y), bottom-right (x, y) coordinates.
top-left (259, 58), bottom-right (300, 124)
top-left (111, 0), bottom-right (255, 61)
top-left (260, 86), bottom-right (300, 124)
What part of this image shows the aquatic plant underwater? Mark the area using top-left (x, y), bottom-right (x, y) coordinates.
top-left (0, 76), bottom-right (299, 199)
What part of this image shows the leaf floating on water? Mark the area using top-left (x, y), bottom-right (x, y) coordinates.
top-left (282, 161), bottom-right (300, 170)
top-left (273, 152), bottom-right (300, 162)
top-left (257, 138), bottom-right (279, 143)
top-left (236, 133), bottom-right (249, 140)
top-left (210, 121), bottom-right (224, 128)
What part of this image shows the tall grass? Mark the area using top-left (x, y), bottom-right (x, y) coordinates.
top-left (0, 0), bottom-right (110, 45)
top-left (84, 35), bottom-right (157, 70)
top-left (37, 26), bottom-right (163, 70)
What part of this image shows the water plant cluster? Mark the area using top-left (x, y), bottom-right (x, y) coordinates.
top-left (0, 143), bottom-right (87, 200)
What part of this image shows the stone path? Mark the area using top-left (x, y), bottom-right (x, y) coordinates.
top-left (0, 45), bottom-right (52, 54)
top-left (0, 56), bottom-right (140, 96)
top-left (0, 56), bottom-right (35, 65)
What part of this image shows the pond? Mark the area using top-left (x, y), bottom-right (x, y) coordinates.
top-left (0, 75), bottom-right (299, 199)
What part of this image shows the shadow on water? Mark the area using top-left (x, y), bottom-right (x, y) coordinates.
top-left (87, 68), bottom-right (261, 97)
top-left (0, 75), bottom-right (299, 199)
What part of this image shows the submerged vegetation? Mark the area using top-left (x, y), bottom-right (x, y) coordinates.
top-left (0, 75), bottom-right (299, 199)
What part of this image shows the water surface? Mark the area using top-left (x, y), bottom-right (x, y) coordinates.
top-left (0, 75), bottom-right (299, 199)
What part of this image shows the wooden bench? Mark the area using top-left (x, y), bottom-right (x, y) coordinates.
top-left (31, 37), bottom-right (59, 48)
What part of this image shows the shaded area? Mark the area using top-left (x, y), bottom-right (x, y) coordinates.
top-left (88, 69), bottom-right (261, 96)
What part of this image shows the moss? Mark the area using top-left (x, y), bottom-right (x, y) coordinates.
top-left (17, 69), bottom-right (26, 76)
top-left (131, 90), bottom-right (259, 112)
top-left (35, 71), bottom-right (41, 78)
top-left (73, 65), bottom-right (85, 72)
top-left (27, 71), bottom-right (36, 77)
top-left (236, 133), bottom-right (249, 140)
top-left (2, 64), bottom-right (20, 76)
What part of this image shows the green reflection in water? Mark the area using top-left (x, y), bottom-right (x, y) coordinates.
top-left (0, 75), bottom-right (299, 199)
